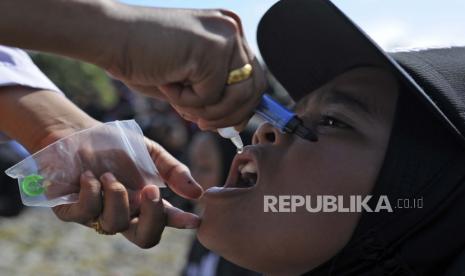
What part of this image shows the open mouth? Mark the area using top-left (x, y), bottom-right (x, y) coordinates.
top-left (224, 148), bottom-right (259, 189)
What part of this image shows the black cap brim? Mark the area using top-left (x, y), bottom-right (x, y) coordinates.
top-left (257, 0), bottom-right (462, 140)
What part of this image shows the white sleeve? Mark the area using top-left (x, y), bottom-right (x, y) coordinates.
top-left (0, 45), bottom-right (62, 93)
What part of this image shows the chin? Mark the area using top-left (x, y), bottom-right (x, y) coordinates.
top-left (199, 224), bottom-right (315, 275)
top-left (196, 145), bottom-right (262, 261)
top-left (197, 207), bottom-right (302, 275)
top-left (195, 146), bottom-right (316, 274)
top-left (196, 204), bottom-right (262, 272)
top-left (197, 199), bottom-right (338, 276)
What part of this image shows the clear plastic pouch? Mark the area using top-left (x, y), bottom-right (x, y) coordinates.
top-left (5, 120), bottom-right (165, 207)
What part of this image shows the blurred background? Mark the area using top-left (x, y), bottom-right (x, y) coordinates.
top-left (1, 0), bottom-right (465, 275)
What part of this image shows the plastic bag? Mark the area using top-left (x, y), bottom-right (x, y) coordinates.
top-left (5, 120), bottom-right (165, 207)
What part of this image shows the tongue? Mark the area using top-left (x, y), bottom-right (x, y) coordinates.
top-left (239, 172), bottom-right (257, 187)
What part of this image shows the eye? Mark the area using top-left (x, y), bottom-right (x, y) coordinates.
top-left (318, 115), bottom-right (351, 129)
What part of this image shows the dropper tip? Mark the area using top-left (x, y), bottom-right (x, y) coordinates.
top-left (231, 135), bottom-right (244, 154)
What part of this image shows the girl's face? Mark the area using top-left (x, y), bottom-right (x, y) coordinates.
top-left (197, 67), bottom-right (399, 275)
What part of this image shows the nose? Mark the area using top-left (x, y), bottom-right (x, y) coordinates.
top-left (252, 122), bottom-right (286, 145)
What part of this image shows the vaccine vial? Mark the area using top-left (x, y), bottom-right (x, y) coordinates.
top-left (218, 127), bottom-right (244, 153)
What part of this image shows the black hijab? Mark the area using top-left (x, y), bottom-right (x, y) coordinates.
top-left (307, 79), bottom-right (465, 275)
top-left (305, 48), bottom-right (465, 275)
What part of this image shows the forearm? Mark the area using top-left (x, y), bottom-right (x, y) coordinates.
top-left (0, 0), bottom-right (126, 69)
top-left (0, 86), bottom-right (99, 153)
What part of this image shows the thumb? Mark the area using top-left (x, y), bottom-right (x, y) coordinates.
top-left (163, 199), bottom-right (201, 229)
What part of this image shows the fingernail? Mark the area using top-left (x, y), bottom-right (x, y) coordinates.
top-left (100, 172), bottom-right (116, 183)
top-left (83, 170), bottom-right (95, 178)
top-left (145, 186), bottom-right (160, 202)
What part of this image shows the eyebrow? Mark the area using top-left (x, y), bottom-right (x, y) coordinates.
top-left (321, 89), bottom-right (372, 116)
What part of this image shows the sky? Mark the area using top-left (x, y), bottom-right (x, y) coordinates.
top-left (119, 0), bottom-right (465, 58)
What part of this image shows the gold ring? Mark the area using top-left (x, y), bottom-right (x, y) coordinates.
top-left (89, 218), bottom-right (116, 235)
top-left (227, 64), bottom-right (253, 85)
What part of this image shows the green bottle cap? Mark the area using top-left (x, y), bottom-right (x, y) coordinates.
top-left (20, 174), bottom-right (45, 196)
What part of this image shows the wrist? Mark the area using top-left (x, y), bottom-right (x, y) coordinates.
top-left (34, 118), bottom-right (101, 153)
top-left (65, 0), bottom-right (130, 70)
top-left (0, 87), bottom-right (100, 153)
top-left (97, 3), bottom-right (163, 76)
top-left (86, 0), bottom-right (132, 70)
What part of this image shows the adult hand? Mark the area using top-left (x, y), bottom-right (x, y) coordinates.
top-left (0, 0), bottom-right (267, 131)
top-left (52, 138), bottom-right (202, 248)
top-left (105, 7), bottom-right (267, 131)
top-left (77, 171), bottom-right (197, 248)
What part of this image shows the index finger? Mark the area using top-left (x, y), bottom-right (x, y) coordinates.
top-left (145, 138), bottom-right (203, 199)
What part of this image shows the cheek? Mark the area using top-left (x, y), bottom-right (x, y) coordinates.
top-left (257, 146), bottom-right (380, 268)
